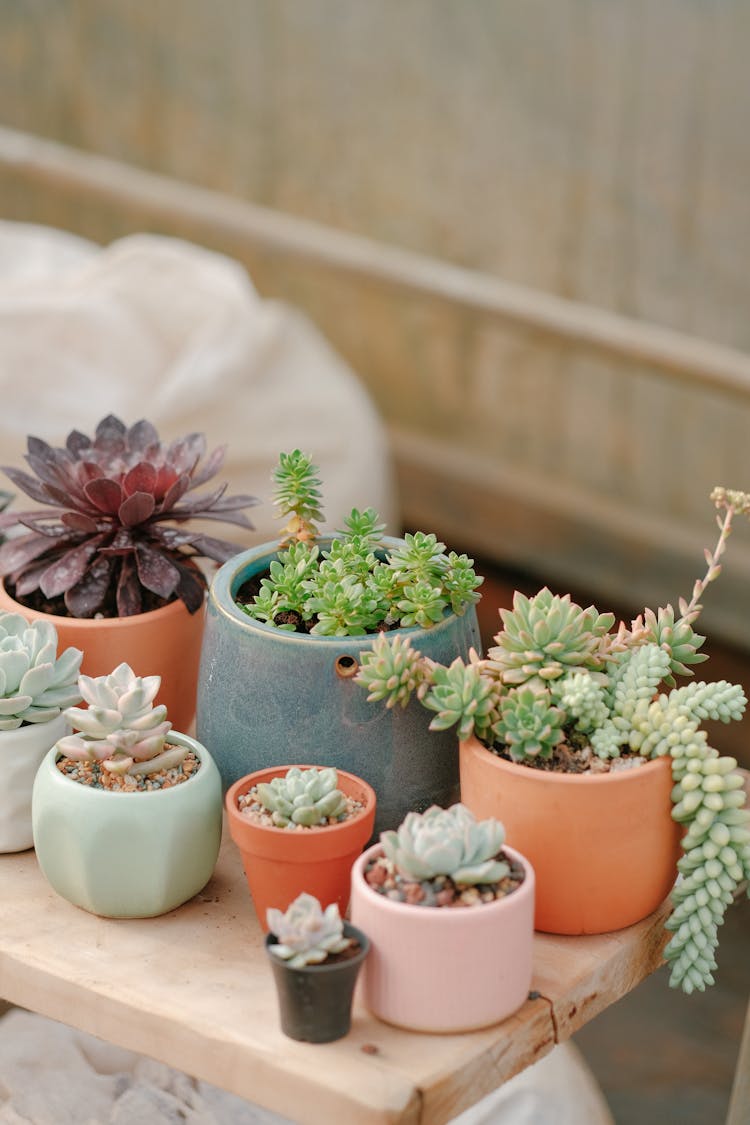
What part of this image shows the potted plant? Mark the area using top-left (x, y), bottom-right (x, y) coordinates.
top-left (0, 414), bottom-right (258, 732)
top-left (32, 662), bottom-right (223, 918)
top-left (265, 892), bottom-right (369, 1043)
top-left (226, 764), bottom-right (376, 929)
top-left (349, 803), bottom-right (534, 1032)
top-left (355, 490), bottom-right (750, 996)
top-left (0, 610), bottom-right (82, 851)
top-left (198, 450), bottom-right (483, 834)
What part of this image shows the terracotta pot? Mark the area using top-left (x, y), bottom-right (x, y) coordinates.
top-left (32, 731), bottom-right (223, 918)
top-left (198, 538), bottom-right (480, 837)
top-left (350, 842), bottom-right (534, 1033)
top-left (0, 713), bottom-right (69, 852)
top-left (265, 922), bottom-right (369, 1043)
top-left (459, 734), bottom-right (681, 935)
top-left (0, 581), bottom-right (204, 735)
top-left (226, 765), bottom-right (376, 932)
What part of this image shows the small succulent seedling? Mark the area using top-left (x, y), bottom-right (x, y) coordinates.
top-left (255, 766), bottom-right (349, 828)
top-left (0, 415), bottom-right (258, 617)
top-left (266, 893), bottom-right (354, 967)
top-left (356, 489), bottom-right (750, 994)
top-left (381, 803), bottom-right (509, 886)
top-left (239, 450), bottom-right (482, 636)
top-left (0, 612), bottom-right (82, 730)
top-left (56, 662), bottom-right (186, 776)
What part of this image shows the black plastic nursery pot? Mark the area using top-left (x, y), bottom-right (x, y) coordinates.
top-left (264, 922), bottom-right (370, 1043)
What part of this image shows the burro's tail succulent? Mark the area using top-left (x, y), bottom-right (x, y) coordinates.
top-left (267, 893), bottom-right (353, 967)
top-left (0, 612), bottom-right (82, 730)
top-left (56, 662), bottom-right (183, 776)
top-left (255, 766), bottom-right (349, 828)
top-left (381, 803), bottom-right (509, 885)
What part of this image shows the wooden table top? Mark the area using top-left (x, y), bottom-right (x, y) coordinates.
top-left (0, 805), bottom-right (707, 1125)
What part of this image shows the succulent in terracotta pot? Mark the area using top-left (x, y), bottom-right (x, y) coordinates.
top-left (0, 610), bottom-right (82, 852)
top-left (356, 490), bottom-right (750, 995)
top-left (349, 803), bottom-right (534, 1032)
top-left (265, 892), bottom-right (369, 1043)
top-left (0, 415), bottom-right (258, 731)
top-left (32, 662), bottom-right (223, 918)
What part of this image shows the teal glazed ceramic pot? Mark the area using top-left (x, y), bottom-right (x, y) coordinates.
top-left (197, 539), bottom-right (481, 836)
top-left (32, 732), bottom-right (223, 918)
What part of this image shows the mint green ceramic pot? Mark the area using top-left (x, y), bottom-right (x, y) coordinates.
top-left (197, 539), bottom-right (481, 837)
top-left (31, 732), bottom-right (223, 918)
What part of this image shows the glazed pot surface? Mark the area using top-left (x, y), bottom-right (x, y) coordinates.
top-left (198, 539), bottom-right (480, 835)
top-left (459, 735), bottom-right (681, 934)
top-left (0, 712), bottom-right (68, 852)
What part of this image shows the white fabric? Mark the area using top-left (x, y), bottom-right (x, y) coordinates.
top-left (0, 1009), bottom-right (613, 1125)
top-left (0, 222), bottom-right (397, 543)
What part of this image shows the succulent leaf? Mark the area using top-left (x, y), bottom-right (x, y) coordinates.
top-left (0, 612), bottom-right (82, 730)
top-left (381, 804), bottom-right (509, 885)
top-left (266, 894), bottom-right (353, 968)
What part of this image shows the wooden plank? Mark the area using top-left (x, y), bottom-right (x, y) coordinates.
top-left (2, 778), bottom-right (746, 1125)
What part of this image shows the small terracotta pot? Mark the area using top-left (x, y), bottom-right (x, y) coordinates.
top-left (459, 734), bottom-right (681, 935)
top-left (265, 922), bottom-right (370, 1043)
top-left (350, 842), bottom-right (535, 1033)
top-left (226, 765), bottom-right (376, 932)
top-left (0, 581), bottom-right (205, 735)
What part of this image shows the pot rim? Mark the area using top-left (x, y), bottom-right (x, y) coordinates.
top-left (225, 764), bottom-right (377, 838)
top-left (263, 920), bottom-right (370, 974)
top-left (0, 711), bottom-right (69, 745)
top-left (207, 537), bottom-right (468, 645)
top-left (41, 729), bottom-right (214, 801)
top-left (0, 578), bottom-right (201, 632)
top-left (352, 841), bottom-right (535, 922)
top-left (460, 733), bottom-right (672, 786)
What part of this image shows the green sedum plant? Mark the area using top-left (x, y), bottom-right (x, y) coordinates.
top-left (56, 662), bottom-right (185, 776)
top-left (381, 803), bottom-right (509, 885)
top-left (356, 488), bottom-right (750, 994)
top-left (266, 893), bottom-right (353, 967)
top-left (238, 451), bottom-right (482, 636)
top-left (255, 766), bottom-right (349, 828)
top-left (0, 612), bottom-right (82, 730)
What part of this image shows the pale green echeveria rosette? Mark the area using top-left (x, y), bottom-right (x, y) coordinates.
top-left (0, 611), bottom-right (82, 730)
top-left (381, 803), bottom-right (509, 885)
top-left (267, 893), bottom-right (352, 968)
top-left (56, 662), bottom-right (180, 776)
top-left (255, 766), bottom-right (348, 828)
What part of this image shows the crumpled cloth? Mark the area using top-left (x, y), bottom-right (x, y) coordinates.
top-left (0, 222), bottom-right (396, 541)
top-left (0, 1009), bottom-right (613, 1125)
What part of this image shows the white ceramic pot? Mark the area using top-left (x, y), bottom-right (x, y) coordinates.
top-left (0, 713), bottom-right (69, 853)
top-left (350, 843), bottom-right (535, 1033)
top-left (32, 731), bottom-right (223, 918)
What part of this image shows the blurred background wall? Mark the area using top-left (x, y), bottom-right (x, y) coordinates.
top-left (3, 0), bottom-right (750, 642)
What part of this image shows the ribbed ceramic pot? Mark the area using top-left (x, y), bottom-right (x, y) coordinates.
top-left (32, 731), bottom-right (223, 918)
top-left (0, 581), bottom-right (205, 736)
top-left (459, 734), bottom-right (681, 934)
top-left (350, 843), bottom-right (535, 1032)
top-left (197, 538), bottom-right (481, 836)
top-left (0, 713), bottom-right (69, 853)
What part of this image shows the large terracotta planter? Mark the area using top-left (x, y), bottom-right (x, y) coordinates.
top-left (197, 538), bottom-right (480, 836)
top-left (0, 712), bottom-right (69, 853)
top-left (350, 842), bottom-right (535, 1032)
top-left (32, 731), bottom-right (223, 918)
top-left (0, 582), bottom-right (204, 735)
top-left (459, 734), bottom-right (681, 935)
top-left (226, 765), bottom-right (376, 932)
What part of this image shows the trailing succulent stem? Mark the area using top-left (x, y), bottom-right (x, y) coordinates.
top-left (356, 488), bottom-right (750, 993)
top-left (240, 451), bottom-right (482, 635)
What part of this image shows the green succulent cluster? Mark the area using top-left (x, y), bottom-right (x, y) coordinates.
top-left (255, 766), bottom-right (349, 828)
top-left (381, 803), bottom-right (509, 886)
top-left (267, 893), bottom-right (353, 967)
top-left (0, 612), bottom-right (82, 730)
top-left (356, 491), bottom-right (750, 993)
top-left (240, 452), bottom-right (482, 636)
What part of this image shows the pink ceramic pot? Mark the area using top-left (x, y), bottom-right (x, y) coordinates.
top-left (350, 843), bottom-right (535, 1033)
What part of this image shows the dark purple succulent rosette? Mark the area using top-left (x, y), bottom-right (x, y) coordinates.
top-left (0, 415), bottom-right (259, 618)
